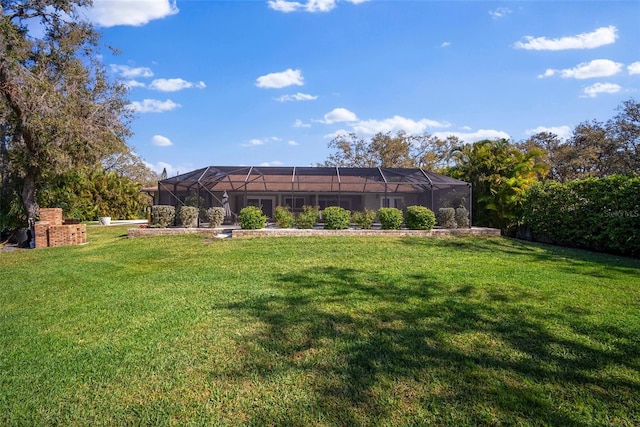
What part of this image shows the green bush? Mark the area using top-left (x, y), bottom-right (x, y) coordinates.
top-left (274, 206), bottom-right (295, 228)
top-left (521, 175), bottom-right (640, 257)
top-left (238, 206), bottom-right (267, 230)
top-left (322, 206), bottom-right (351, 230)
top-left (179, 206), bottom-right (199, 227)
top-left (206, 207), bottom-right (225, 228)
top-left (455, 206), bottom-right (470, 228)
top-left (352, 209), bottom-right (376, 229)
top-left (151, 205), bottom-right (175, 228)
top-left (295, 205), bottom-right (319, 229)
top-left (437, 207), bottom-right (456, 228)
top-left (378, 207), bottom-right (403, 230)
top-left (406, 205), bottom-right (436, 230)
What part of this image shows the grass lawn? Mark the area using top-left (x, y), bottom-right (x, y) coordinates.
top-left (1, 226), bottom-right (639, 426)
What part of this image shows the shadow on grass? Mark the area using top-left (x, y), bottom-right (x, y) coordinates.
top-left (401, 236), bottom-right (640, 279)
top-left (214, 266), bottom-right (640, 426)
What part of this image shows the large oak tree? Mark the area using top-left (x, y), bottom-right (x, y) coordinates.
top-left (1, 0), bottom-right (135, 222)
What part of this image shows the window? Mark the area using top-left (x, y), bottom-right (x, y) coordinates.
top-left (284, 197), bottom-right (305, 211)
top-left (381, 197), bottom-right (403, 209)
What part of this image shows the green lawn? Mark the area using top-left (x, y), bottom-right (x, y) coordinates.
top-left (1, 226), bottom-right (639, 426)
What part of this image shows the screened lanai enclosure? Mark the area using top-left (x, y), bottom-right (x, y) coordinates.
top-left (156, 166), bottom-right (472, 226)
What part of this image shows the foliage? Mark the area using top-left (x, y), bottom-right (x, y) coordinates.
top-left (37, 168), bottom-right (144, 221)
top-left (436, 207), bottom-right (456, 228)
top-left (1, 227), bottom-right (639, 426)
top-left (322, 206), bottom-right (351, 230)
top-left (322, 131), bottom-right (460, 171)
top-left (151, 205), bottom-right (175, 228)
top-left (238, 206), bottom-right (267, 230)
top-left (405, 205), bottom-right (436, 230)
top-left (178, 206), bottom-right (198, 228)
top-left (295, 205), bottom-right (319, 229)
top-left (351, 208), bottom-right (376, 229)
top-left (0, 0), bottom-right (135, 221)
top-left (274, 206), bottom-right (295, 228)
top-left (206, 207), bottom-right (225, 228)
top-left (521, 175), bottom-right (640, 257)
top-left (521, 99), bottom-right (639, 182)
top-left (184, 191), bottom-right (206, 220)
top-left (378, 207), bottom-right (403, 230)
top-left (445, 139), bottom-right (548, 232)
top-left (455, 206), bottom-right (470, 228)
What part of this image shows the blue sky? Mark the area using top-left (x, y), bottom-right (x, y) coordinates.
top-left (83, 0), bottom-right (639, 176)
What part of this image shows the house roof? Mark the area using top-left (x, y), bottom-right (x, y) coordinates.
top-left (158, 166), bottom-right (468, 194)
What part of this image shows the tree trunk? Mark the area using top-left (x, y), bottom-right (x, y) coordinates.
top-left (21, 170), bottom-right (39, 220)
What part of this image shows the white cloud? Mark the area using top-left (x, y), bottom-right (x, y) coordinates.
top-left (256, 68), bottom-right (304, 89)
top-left (441, 41), bottom-right (451, 48)
top-left (268, 0), bottom-right (334, 13)
top-left (321, 108), bottom-right (358, 124)
top-left (293, 119), bottom-right (311, 128)
top-left (125, 79), bottom-right (146, 88)
top-left (129, 99), bottom-right (180, 113)
top-left (515, 25), bottom-right (618, 50)
top-left (275, 92), bottom-right (318, 102)
top-left (582, 82), bottom-right (622, 98)
top-left (86, 0), bottom-right (179, 27)
top-left (149, 78), bottom-right (206, 92)
top-left (288, 140), bottom-right (299, 146)
top-left (268, 0), bottom-right (368, 13)
top-left (433, 129), bottom-right (510, 144)
top-left (324, 129), bottom-right (351, 139)
top-left (525, 125), bottom-right (572, 140)
top-left (489, 7), bottom-right (511, 18)
top-left (539, 59), bottom-right (623, 80)
top-left (629, 62), bottom-right (640, 75)
top-left (110, 64), bottom-right (153, 78)
top-left (151, 135), bottom-right (173, 147)
top-left (352, 115), bottom-right (449, 135)
top-left (259, 161), bottom-right (284, 167)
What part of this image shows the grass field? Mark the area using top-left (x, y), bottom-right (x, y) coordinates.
top-left (1, 226), bottom-right (639, 426)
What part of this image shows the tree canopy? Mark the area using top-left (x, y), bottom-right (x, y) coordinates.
top-left (1, 0), bottom-right (151, 225)
top-left (322, 99), bottom-right (638, 231)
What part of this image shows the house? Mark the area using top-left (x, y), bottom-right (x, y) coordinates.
top-left (156, 166), bottom-right (471, 225)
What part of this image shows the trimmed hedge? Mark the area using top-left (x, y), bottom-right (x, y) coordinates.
top-left (436, 207), bottom-right (456, 228)
top-left (352, 209), bottom-right (376, 229)
top-left (238, 206), bottom-right (267, 230)
top-left (323, 206), bottom-right (351, 230)
top-left (296, 206), bottom-right (319, 229)
top-left (521, 175), bottom-right (640, 257)
top-left (206, 207), bottom-right (225, 228)
top-left (274, 206), bottom-right (295, 228)
top-left (151, 205), bottom-right (175, 228)
top-left (378, 207), bottom-right (403, 230)
top-left (406, 206), bottom-right (436, 230)
top-left (179, 206), bottom-right (199, 228)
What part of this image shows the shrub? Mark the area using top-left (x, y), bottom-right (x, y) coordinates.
top-left (322, 206), bottom-right (351, 230)
top-left (206, 207), bottom-right (225, 228)
top-left (437, 207), bottom-right (456, 228)
top-left (274, 206), bottom-right (295, 228)
top-left (179, 206), bottom-right (199, 227)
top-left (521, 176), bottom-right (640, 257)
top-left (352, 208), bottom-right (376, 229)
top-left (238, 206), bottom-right (267, 230)
top-left (378, 207), bottom-right (403, 230)
top-left (295, 205), bottom-right (319, 229)
top-left (151, 205), bottom-right (175, 228)
top-left (455, 206), bottom-right (470, 228)
top-left (406, 205), bottom-right (436, 230)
